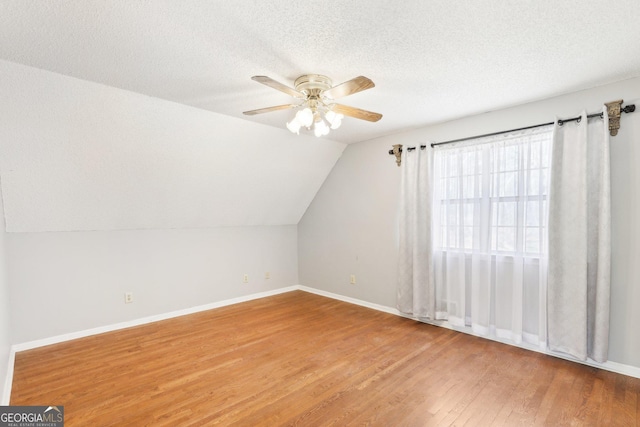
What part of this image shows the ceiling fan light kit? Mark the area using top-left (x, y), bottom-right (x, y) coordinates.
top-left (243, 74), bottom-right (382, 137)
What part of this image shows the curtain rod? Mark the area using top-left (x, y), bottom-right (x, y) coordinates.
top-left (388, 102), bottom-right (635, 163)
top-left (431, 111), bottom-right (601, 148)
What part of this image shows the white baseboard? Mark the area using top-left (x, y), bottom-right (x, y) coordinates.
top-left (1, 349), bottom-right (15, 405)
top-left (301, 286), bottom-right (640, 380)
top-left (298, 286), bottom-right (402, 316)
top-left (4, 284), bottom-right (639, 404)
top-left (12, 286), bottom-right (299, 353)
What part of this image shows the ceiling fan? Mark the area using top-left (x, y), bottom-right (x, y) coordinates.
top-left (243, 74), bottom-right (382, 137)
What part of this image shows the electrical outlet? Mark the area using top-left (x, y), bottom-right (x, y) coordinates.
top-left (243, 274), bottom-right (249, 283)
top-left (350, 274), bottom-right (356, 285)
top-left (125, 292), bottom-right (134, 304)
top-left (265, 271), bottom-right (270, 279)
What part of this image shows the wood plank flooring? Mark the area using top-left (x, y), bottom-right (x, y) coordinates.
top-left (11, 290), bottom-right (640, 426)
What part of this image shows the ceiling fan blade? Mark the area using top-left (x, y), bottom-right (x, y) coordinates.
top-left (331, 104), bottom-right (382, 122)
top-left (251, 76), bottom-right (306, 99)
top-left (243, 104), bottom-right (298, 115)
top-left (323, 76), bottom-right (375, 99)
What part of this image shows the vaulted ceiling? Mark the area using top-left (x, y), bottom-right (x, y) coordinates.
top-left (1, 1), bottom-right (639, 144)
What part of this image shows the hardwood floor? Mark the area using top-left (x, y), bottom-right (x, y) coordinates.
top-left (11, 291), bottom-right (640, 426)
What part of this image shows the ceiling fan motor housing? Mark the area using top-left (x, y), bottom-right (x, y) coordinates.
top-left (294, 74), bottom-right (332, 96)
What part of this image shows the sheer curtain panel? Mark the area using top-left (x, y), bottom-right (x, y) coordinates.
top-left (432, 127), bottom-right (553, 345)
top-left (547, 110), bottom-right (611, 362)
top-left (397, 147), bottom-right (435, 318)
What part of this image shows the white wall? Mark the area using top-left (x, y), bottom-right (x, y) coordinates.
top-left (299, 76), bottom-right (640, 368)
top-left (0, 183), bottom-right (10, 403)
top-left (0, 60), bottom-right (342, 345)
top-left (8, 225), bottom-right (298, 343)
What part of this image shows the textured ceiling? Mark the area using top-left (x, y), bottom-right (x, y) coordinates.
top-left (0, 1), bottom-right (639, 144)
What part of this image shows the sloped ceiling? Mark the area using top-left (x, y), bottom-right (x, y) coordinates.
top-left (0, 60), bottom-right (345, 232)
top-left (0, 1), bottom-right (639, 144)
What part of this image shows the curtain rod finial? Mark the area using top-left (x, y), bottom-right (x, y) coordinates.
top-left (605, 100), bottom-right (623, 136)
top-left (392, 144), bottom-right (402, 167)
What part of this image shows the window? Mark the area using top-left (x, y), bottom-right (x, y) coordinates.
top-left (433, 126), bottom-right (552, 257)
